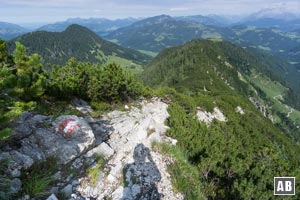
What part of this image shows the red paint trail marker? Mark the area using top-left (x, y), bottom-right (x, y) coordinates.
top-left (59, 118), bottom-right (80, 137)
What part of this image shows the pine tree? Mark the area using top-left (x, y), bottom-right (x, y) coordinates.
top-left (0, 39), bottom-right (8, 67)
top-left (11, 42), bottom-right (47, 100)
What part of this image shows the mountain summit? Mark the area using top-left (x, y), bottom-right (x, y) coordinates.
top-left (8, 24), bottom-right (151, 66)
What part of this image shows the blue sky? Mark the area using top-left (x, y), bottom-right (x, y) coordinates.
top-left (0, 0), bottom-right (299, 25)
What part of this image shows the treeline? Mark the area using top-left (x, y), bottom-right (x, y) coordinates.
top-left (0, 39), bottom-right (148, 139)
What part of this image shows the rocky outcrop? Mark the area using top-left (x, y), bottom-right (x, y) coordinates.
top-left (249, 97), bottom-right (274, 122)
top-left (235, 106), bottom-right (245, 115)
top-left (0, 114), bottom-right (96, 199)
top-left (0, 98), bottom-right (183, 200)
top-left (73, 99), bottom-right (183, 200)
top-left (196, 107), bottom-right (226, 125)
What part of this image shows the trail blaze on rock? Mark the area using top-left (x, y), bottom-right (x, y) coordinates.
top-left (59, 118), bottom-right (81, 137)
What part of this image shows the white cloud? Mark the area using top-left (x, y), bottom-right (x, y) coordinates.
top-left (170, 7), bottom-right (190, 12)
top-left (1, 0), bottom-right (299, 24)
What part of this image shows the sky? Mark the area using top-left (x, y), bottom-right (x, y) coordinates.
top-left (0, 0), bottom-right (300, 25)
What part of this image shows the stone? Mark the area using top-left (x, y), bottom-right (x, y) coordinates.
top-left (71, 158), bottom-right (83, 170)
top-left (10, 178), bottom-right (22, 194)
top-left (50, 187), bottom-right (59, 194)
top-left (10, 151), bottom-right (34, 169)
top-left (148, 132), bottom-right (161, 144)
top-left (34, 115), bottom-right (96, 164)
top-left (112, 186), bottom-right (124, 200)
top-left (31, 115), bottom-right (52, 127)
top-left (90, 123), bottom-right (110, 145)
top-left (72, 180), bottom-right (79, 186)
top-left (53, 171), bottom-right (62, 181)
top-left (131, 184), bottom-right (141, 197)
top-left (66, 174), bottom-right (74, 182)
top-left (91, 123), bottom-right (106, 134)
top-left (72, 98), bottom-right (93, 114)
top-left (46, 194), bottom-right (58, 200)
top-left (85, 142), bottom-right (114, 159)
top-left (62, 184), bottom-right (73, 197)
top-left (0, 178), bottom-right (21, 199)
top-left (18, 138), bottom-right (46, 163)
top-left (84, 115), bottom-right (96, 123)
top-left (11, 168), bottom-right (21, 178)
top-left (12, 112), bottom-right (33, 138)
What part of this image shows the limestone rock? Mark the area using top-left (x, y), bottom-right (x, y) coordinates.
top-left (197, 107), bottom-right (226, 125)
top-left (72, 98), bottom-right (92, 114)
top-left (0, 178), bottom-right (22, 199)
top-left (236, 106), bottom-right (245, 115)
top-left (85, 142), bottom-right (114, 159)
top-left (46, 194), bottom-right (58, 200)
top-left (73, 98), bottom-right (183, 200)
top-left (62, 184), bottom-right (73, 197)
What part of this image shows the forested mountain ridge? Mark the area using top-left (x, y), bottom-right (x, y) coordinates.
top-left (142, 39), bottom-right (300, 142)
top-left (105, 15), bottom-right (300, 66)
top-left (141, 39), bottom-right (300, 199)
top-left (7, 24), bottom-right (151, 68)
top-left (105, 15), bottom-right (232, 53)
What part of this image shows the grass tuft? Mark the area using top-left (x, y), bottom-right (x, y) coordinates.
top-left (21, 157), bottom-right (58, 197)
top-left (86, 154), bottom-right (106, 186)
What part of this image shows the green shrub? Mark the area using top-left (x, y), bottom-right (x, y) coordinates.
top-left (0, 128), bottom-right (12, 140)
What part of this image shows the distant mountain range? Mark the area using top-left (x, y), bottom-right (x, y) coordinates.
top-left (237, 7), bottom-right (300, 31)
top-left (238, 18), bottom-right (300, 31)
top-left (37, 17), bottom-right (139, 36)
top-left (104, 15), bottom-right (300, 65)
top-left (1, 8), bottom-right (300, 41)
top-left (105, 15), bottom-right (234, 52)
top-left (0, 21), bottom-right (28, 40)
top-left (7, 24), bottom-right (151, 68)
top-left (175, 15), bottom-right (230, 27)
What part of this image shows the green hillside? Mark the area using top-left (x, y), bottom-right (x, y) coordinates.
top-left (105, 15), bottom-right (233, 53)
top-left (7, 24), bottom-right (151, 70)
top-left (106, 16), bottom-right (300, 60)
top-left (106, 16), bottom-right (300, 85)
top-left (141, 39), bottom-right (300, 199)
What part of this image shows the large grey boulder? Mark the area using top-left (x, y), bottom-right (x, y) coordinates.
top-left (41, 115), bottom-right (96, 164)
top-left (46, 193), bottom-right (58, 200)
top-left (0, 114), bottom-right (96, 178)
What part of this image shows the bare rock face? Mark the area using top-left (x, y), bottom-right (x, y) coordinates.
top-left (74, 98), bottom-right (183, 200)
top-left (0, 114), bottom-right (95, 184)
top-left (0, 98), bottom-right (183, 200)
top-left (197, 107), bottom-right (226, 125)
